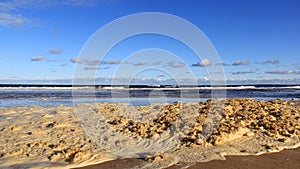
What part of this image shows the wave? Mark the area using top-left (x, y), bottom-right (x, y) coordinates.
top-left (118, 85), bottom-right (300, 90)
top-left (0, 84), bottom-right (299, 91)
top-left (0, 86), bottom-right (94, 90)
top-left (258, 86), bottom-right (300, 90)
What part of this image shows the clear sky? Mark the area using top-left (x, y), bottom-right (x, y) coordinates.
top-left (0, 0), bottom-right (299, 84)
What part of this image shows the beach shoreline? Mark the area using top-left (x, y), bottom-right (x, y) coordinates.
top-left (73, 147), bottom-right (300, 169)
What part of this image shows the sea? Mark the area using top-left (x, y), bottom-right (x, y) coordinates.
top-left (0, 84), bottom-right (299, 108)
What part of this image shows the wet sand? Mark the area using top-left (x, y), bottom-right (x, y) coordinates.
top-left (0, 98), bottom-right (299, 168)
top-left (75, 147), bottom-right (300, 169)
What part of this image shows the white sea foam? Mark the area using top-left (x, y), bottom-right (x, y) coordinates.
top-left (0, 85), bottom-right (299, 91)
top-left (0, 86), bottom-right (93, 90)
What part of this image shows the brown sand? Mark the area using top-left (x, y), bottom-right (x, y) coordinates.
top-left (75, 147), bottom-right (300, 169)
top-left (0, 98), bottom-right (299, 169)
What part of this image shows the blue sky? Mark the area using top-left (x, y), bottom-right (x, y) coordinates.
top-left (0, 0), bottom-right (300, 84)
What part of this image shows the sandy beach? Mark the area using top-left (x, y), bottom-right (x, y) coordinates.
top-left (0, 98), bottom-right (299, 169)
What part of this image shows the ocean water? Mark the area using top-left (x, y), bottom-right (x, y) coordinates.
top-left (0, 84), bottom-right (299, 108)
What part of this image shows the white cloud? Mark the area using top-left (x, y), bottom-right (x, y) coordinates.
top-left (265, 70), bottom-right (296, 74)
top-left (0, 1), bottom-right (34, 27)
top-left (0, 0), bottom-right (105, 27)
top-left (232, 70), bottom-right (255, 75)
top-left (70, 58), bottom-right (120, 66)
top-left (10, 0), bottom-right (102, 9)
top-left (84, 66), bottom-right (99, 70)
top-left (215, 62), bottom-right (230, 66)
top-left (0, 13), bottom-right (27, 26)
top-left (232, 60), bottom-right (249, 66)
top-left (62, 0), bottom-right (101, 7)
top-left (255, 59), bottom-right (280, 65)
top-left (104, 60), bottom-right (120, 64)
top-left (264, 59), bottom-right (279, 64)
top-left (165, 61), bottom-right (185, 68)
top-left (0, 2), bottom-right (16, 12)
top-left (49, 48), bottom-right (63, 54)
top-left (70, 58), bottom-right (82, 63)
top-left (192, 58), bottom-right (212, 67)
top-left (79, 58), bottom-right (101, 66)
top-left (133, 62), bottom-right (148, 66)
top-left (31, 56), bottom-right (45, 61)
top-left (84, 66), bottom-right (110, 70)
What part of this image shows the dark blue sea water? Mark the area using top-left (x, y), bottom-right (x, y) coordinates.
top-left (0, 84), bottom-right (299, 107)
